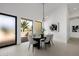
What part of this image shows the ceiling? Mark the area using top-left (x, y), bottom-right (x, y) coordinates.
top-left (68, 3), bottom-right (79, 15)
top-left (44, 3), bottom-right (79, 17)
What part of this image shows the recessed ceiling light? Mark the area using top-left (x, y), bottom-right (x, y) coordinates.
top-left (73, 8), bottom-right (77, 10)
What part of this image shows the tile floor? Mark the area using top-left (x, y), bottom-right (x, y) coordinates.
top-left (0, 38), bottom-right (79, 56)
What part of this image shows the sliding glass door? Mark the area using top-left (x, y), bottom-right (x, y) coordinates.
top-left (0, 13), bottom-right (17, 47)
top-left (21, 18), bottom-right (33, 43)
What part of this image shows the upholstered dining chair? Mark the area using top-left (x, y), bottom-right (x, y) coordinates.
top-left (40, 34), bottom-right (54, 48)
top-left (49, 34), bottom-right (54, 45)
top-left (28, 35), bottom-right (37, 51)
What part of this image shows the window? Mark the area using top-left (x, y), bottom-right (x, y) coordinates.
top-left (35, 21), bottom-right (42, 34)
top-left (0, 13), bottom-right (17, 47)
top-left (21, 18), bottom-right (33, 43)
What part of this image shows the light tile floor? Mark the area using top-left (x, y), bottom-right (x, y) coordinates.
top-left (0, 38), bottom-right (79, 56)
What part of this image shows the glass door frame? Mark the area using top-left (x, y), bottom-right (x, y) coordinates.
top-left (21, 17), bottom-right (33, 43)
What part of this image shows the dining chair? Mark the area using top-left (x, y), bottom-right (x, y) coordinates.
top-left (40, 38), bottom-right (46, 48)
top-left (28, 35), bottom-right (37, 51)
top-left (33, 34), bottom-right (41, 38)
top-left (45, 34), bottom-right (54, 45)
top-left (49, 34), bottom-right (54, 45)
top-left (40, 34), bottom-right (54, 48)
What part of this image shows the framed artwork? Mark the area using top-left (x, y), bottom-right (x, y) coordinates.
top-left (72, 25), bottom-right (79, 32)
top-left (50, 23), bottom-right (59, 32)
top-left (0, 13), bottom-right (17, 48)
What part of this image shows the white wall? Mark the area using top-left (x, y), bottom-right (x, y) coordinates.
top-left (69, 9), bottom-right (79, 38)
top-left (44, 4), bottom-right (68, 43)
top-left (0, 3), bottom-right (43, 44)
top-left (0, 3), bottom-right (70, 44)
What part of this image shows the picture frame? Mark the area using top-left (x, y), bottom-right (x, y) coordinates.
top-left (49, 22), bottom-right (59, 32)
top-left (72, 25), bottom-right (79, 32)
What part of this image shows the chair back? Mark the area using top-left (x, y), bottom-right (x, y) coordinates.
top-left (45, 34), bottom-right (53, 42)
top-left (50, 34), bottom-right (53, 40)
top-left (32, 34), bottom-right (36, 38)
top-left (28, 35), bottom-right (34, 44)
top-left (33, 34), bottom-right (41, 38)
top-left (45, 35), bottom-right (51, 42)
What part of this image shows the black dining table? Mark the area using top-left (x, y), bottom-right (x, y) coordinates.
top-left (33, 37), bottom-right (46, 49)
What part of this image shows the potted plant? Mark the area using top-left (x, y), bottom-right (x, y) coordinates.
top-left (21, 21), bottom-right (29, 32)
top-left (41, 28), bottom-right (45, 38)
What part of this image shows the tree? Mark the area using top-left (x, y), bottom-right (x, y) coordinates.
top-left (21, 21), bottom-right (29, 32)
top-left (1, 27), bottom-right (9, 34)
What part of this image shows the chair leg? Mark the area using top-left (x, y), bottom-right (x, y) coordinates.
top-left (32, 45), bottom-right (35, 55)
top-left (40, 41), bottom-right (42, 48)
top-left (43, 42), bottom-right (45, 48)
top-left (32, 45), bottom-right (34, 52)
top-left (48, 41), bottom-right (51, 47)
top-left (50, 40), bottom-right (55, 46)
top-left (41, 41), bottom-right (46, 49)
top-left (44, 42), bottom-right (47, 49)
top-left (28, 44), bottom-right (30, 50)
